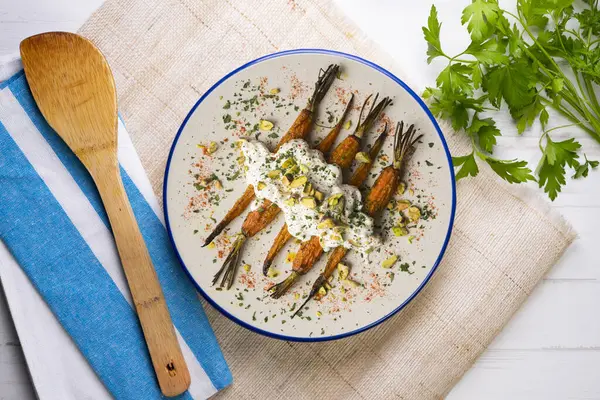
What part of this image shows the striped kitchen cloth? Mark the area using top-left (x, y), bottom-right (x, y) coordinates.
top-left (0, 62), bottom-right (232, 399)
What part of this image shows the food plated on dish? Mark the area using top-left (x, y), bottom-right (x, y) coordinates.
top-left (164, 50), bottom-right (455, 341)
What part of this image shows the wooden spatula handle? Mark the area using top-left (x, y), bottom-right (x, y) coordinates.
top-left (94, 162), bottom-right (191, 397)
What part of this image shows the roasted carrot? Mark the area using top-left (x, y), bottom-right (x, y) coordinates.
top-left (261, 95), bottom-right (354, 275)
top-left (329, 94), bottom-right (391, 169)
top-left (263, 95), bottom-right (389, 276)
top-left (202, 64), bottom-right (339, 247)
top-left (213, 93), bottom-right (353, 288)
top-left (269, 123), bottom-right (389, 298)
top-left (212, 200), bottom-right (280, 288)
top-left (292, 121), bottom-right (421, 317)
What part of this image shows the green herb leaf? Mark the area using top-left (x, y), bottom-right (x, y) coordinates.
top-left (538, 136), bottom-right (581, 200)
top-left (423, 5), bottom-right (445, 63)
top-left (573, 156), bottom-right (599, 179)
top-left (465, 39), bottom-right (508, 65)
top-left (461, 0), bottom-right (500, 42)
top-left (486, 158), bottom-right (535, 184)
top-left (437, 63), bottom-right (474, 95)
top-left (453, 152), bottom-right (479, 180)
top-left (468, 115), bottom-right (501, 153)
top-left (484, 60), bottom-right (537, 112)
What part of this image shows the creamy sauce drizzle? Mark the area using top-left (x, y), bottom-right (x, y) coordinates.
top-left (240, 139), bottom-right (379, 252)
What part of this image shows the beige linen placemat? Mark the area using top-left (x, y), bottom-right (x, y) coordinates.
top-left (80, 1), bottom-right (575, 398)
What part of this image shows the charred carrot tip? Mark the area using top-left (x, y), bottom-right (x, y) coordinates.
top-left (202, 226), bottom-right (222, 247)
top-left (291, 275), bottom-right (325, 318)
top-left (262, 259), bottom-right (273, 276)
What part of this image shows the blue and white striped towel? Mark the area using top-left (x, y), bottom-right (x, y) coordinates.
top-left (0, 57), bottom-right (232, 399)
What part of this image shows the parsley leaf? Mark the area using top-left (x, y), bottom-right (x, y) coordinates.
top-left (484, 60), bottom-right (537, 112)
top-left (437, 63), bottom-right (473, 95)
top-left (468, 115), bottom-right (501, 152)
top-left (423, 5), bottom-right (444, 63)
top-left (465, 39), bottom-right (509, 65)
top-left (573, 155), bottom-right (599, 179)
top-left (461, 0), bottom-right (500, 42)
top-left (538, 136), bottom-right (581, 200)
top-left (486, 158), bottom-right (535, 184)
top-left (453, 152), bottom-right (480, 180)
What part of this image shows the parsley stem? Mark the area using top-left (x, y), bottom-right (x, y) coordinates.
top-left (584, 76), bottom-right (600, 117)
top-left (540, 97), bottom-right (600, 142)
top-left (544, 123), bottom-right (582, 135)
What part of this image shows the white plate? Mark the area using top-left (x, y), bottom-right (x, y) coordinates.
top-left (164, 49), bottom-right (456, 341)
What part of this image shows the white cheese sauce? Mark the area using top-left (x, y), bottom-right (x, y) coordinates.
top-left (240, 139), bottom-right (380, 253)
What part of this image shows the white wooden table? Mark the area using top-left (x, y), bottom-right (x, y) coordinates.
top-left (1, 1), bottom-right (599, 399)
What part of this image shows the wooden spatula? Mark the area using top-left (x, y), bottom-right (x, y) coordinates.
top-left (20, 32), bottom-right (191, 397)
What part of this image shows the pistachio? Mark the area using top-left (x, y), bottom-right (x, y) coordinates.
top-left (345, 279), bottom-right (361, 288)
top-left (408, 206), bottom-right (421, 222)
top-left (381, 255), bottom-right (398, 269)
top-left (387, 200), bottom-right (396, 210)
top-left (285, 252), bottom-right (296, 263)
top-left (256, 181), bottom-right (267, 190)
top-left (314, 190), bottom-right (324, 202)
top-left (243, 264), bottom-right (251, 272)
top-left (196, 144), bottom-right (206, 150)
top-left (303, 182), bottom-right (313, 194)
top-left (317, 286), bottom-right (327, 297)
top-left (294, 292), bottom-right (300, 300)
top-left (396, 200), bottom-right (411, 211)
top-left (329, 231), bottom-right (343, 242)
top-left (207, 242), bottom-right (216, 249)
top-left (392, 226), bottom-right (408, 237)
top-left (300, 196), bottom-right (316, 208)
top-left (408, 235), bottom-right (415, 244)
top-left (214, 180), bottom-right (223, 190)
top-left (237, 155), bottom-right (246, 165)
top-left (299, 164), bottom-right (309, 173)
top-left (290, 176), bottom-right (308, 188)
top-left (266, 169), bottom-right (281, 179)
top-left (317, 218), bottom-right (335, 229)
top-left (269, 88), bottom-right (280, 95)
top-left (267, 268), bottom-right (279, 278)
top-left (355, 152), bottom-right (371, 163)
top-left (408, 189), bottom-right (415, 196)
top-left (285, 165), bottom-right (300, 175)
top-left (259, 119), bottom-right (274, 131)
top-left (281, 157), bottom-right (296, 169)
top-left (397, 182), bottom-right (406, 196)
top-left (207, 141), bottom-right (219, 154)
top-left (281, 174), bottom-right (294, 186)
top-left (327, 192), bottom-right (344, 206)
top-left (316, 310), bottom-right (323, 317)
top-left (337, 263), bottom-right (350, 280)
top-left (343, 120), bottom-right (352, 130)
top-left (283, 197), bottom-right (297, 207)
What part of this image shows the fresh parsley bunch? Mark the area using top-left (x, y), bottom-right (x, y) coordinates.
top-left (423, 0), bottom-right (600, 200)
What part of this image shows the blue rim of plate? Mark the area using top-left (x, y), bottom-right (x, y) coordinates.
top-left (164, 48), bottom-right (456, 342)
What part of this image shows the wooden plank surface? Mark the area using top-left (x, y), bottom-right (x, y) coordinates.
top-left (1, 0), bottom-right (599, 399)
